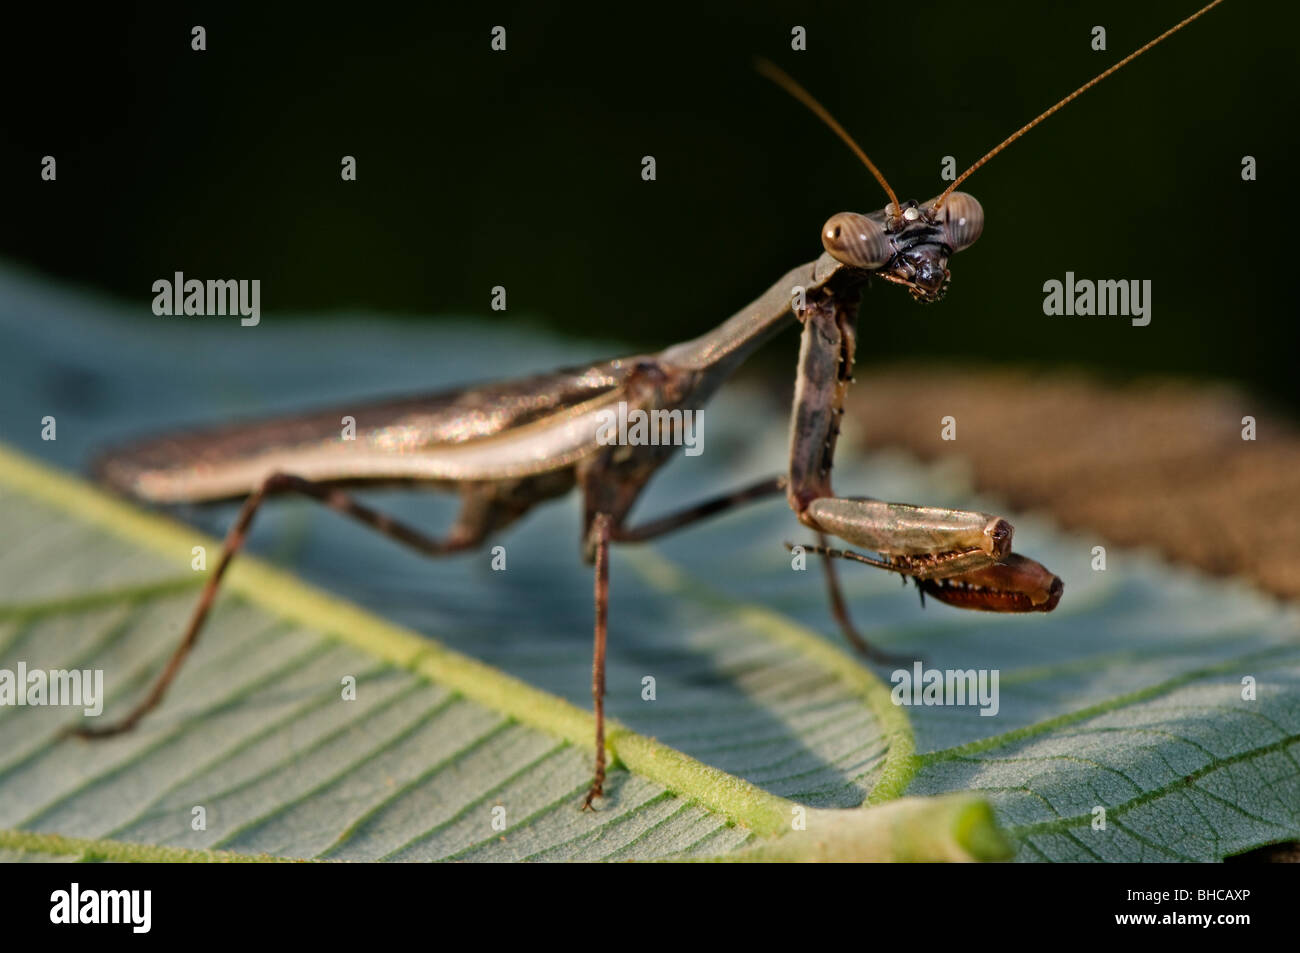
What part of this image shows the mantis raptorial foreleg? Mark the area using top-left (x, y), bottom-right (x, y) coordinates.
top-left (804, 498), bottom-right (1011, 579)
top-left (783, 282), bottom-right (1061, 651)
top-left (796, 543), bottom-right (1063, 614)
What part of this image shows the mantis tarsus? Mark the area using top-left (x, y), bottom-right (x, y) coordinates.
top-left (73, 1), bottom-right (1224, 811)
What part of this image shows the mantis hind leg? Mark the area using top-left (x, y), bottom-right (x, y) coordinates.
top-left (66, 472), bottom-right (496, 740)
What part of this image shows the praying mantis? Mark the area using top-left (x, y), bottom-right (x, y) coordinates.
top-left (70, 1), bottom-right (1225, 811)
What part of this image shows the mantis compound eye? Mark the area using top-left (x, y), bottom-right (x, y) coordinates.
top-left (930, 191), bottom-right (984, 252)
top-left (821, 211), bottom-right (890, 268)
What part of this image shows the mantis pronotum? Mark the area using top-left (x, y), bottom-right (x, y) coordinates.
top-left (72, 1), bottom-right (1224, 810)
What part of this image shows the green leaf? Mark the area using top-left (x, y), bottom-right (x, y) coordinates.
top-left (672, 459), bottom-right (1300, 861)
top-left (0, 260), bottom-right (1295, 861)
top-left (0, 445), bottom-right (1007, 862)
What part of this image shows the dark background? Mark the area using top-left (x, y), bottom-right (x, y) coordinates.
top-left (2, 1), bottom-right (1294, 410)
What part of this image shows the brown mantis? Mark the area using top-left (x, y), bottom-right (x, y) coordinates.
top-left (70, 0), bottom-right (1224, 811)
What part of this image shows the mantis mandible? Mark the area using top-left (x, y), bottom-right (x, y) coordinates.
top-left (71, 1), bottom-right (1224, 810)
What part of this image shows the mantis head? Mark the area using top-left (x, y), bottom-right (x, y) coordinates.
top-left (820, 192), bottom-right (984, 303)
top-left (759, 0), bottom-right (1225, 302)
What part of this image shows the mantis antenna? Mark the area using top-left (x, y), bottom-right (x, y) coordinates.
top-left (756, 56), bottom-right (902, 217)
top-left (935, 0), bottom-right (1226, 208)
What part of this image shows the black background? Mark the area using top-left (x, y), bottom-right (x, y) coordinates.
top-left (2, 1), bottom-right (1294, 409)
top-left (1, 861), bottom-right (1282, 935)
